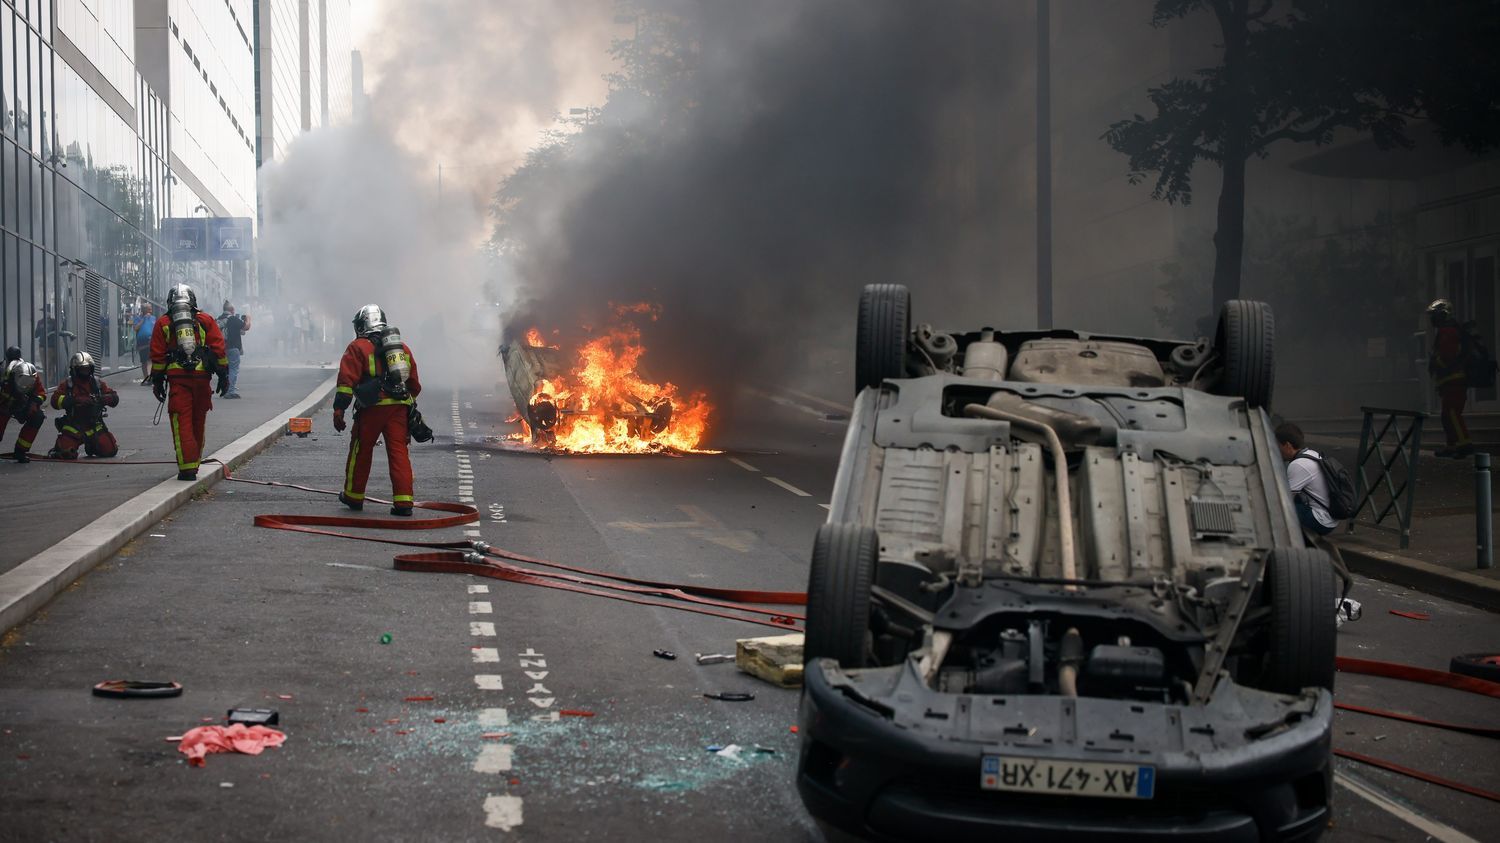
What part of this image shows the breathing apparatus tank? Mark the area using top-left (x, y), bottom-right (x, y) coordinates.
top-left (379, 327), bottom-right (411, 397)
top-left (167, 285), bottom-right (199, 359)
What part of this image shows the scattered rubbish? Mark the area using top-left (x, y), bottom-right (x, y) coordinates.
top-left (1336, 598), bottom-right (1363, 628)
top-left (704, 692), bottom-right (755, 702)
top-left (559, 709), bottom-right (596, 718)
top-left (509, 778), bottom-right (520, 786)
top-left (177, 724), bottom-right (286, 768)
top-left (380, 633), bottom-right (393, 645)
top-left (737, 633), bottom-right (805, 688)
top-left (92, 680), bottom-right (183, 699)
top-left (706, 745), bottom-right (725, 753)
top-left (149, 534), bottom-right (167, 538)
top-left (753, 745), bottom-right (777, 754)
top-left (653, 649), bottom-right (677, 660)
top-left (227, 708), bottom-right (279, 727)
top-left (355, 707), bottom-right (369, 713)
top-left (277, 694), bottom-right (294, 700)
top-left (1374, 735), bottom-right (1387, 741)
top-left (1389, 610), bottom-right (1430, 621)
top-left (482, 732), bottom-right (511, 740)
top-left (385, 719), bottom-right (400, 724)
top-left (790, 726), bottom-right (798, 734)
top-left (695, 653), bottom-right (734, 665)
top-left (200, 717), bottom-right (216, 723)
top-left (286, 417), bottom-right (313, 438)
top-left (403, 696), bottom-right (435, 702)
top-left (433, 718), bottom-right (447, 724)
top-left (714, 744), bottom-right (744, 760)
top-left (395, 730), bottom-right (412, 735)
top-left (220, 782), bottom-right (235, 789)
top-left (768, 616), bottom-right (798, 626)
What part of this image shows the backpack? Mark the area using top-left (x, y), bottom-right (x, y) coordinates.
top-left (1293, 450), bottom-right (1357, 520)
top-left (1460, 324), bottom-right (1498, 388)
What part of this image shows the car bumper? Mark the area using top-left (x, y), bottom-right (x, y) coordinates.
top-left (797, 659), bottom-right (1333, 842)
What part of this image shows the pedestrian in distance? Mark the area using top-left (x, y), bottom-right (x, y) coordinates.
top-left (217, 300), bottom-right (250, 399)
top-left (1427, 299), bottom-right (1475, 459)
top-left (151, 284), bottom-right (229, 481)
top-left (133, 303), bottom-right (156, 384)
top-left (47, 352), bottom-right (119, 459)
top-left (333, 304), bottom-right (422, 516)
top-left (1, 347), bottom-right (46, 463)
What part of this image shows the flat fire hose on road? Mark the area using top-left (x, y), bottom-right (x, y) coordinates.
top-left (10, 453), bottom-right (1497, 802)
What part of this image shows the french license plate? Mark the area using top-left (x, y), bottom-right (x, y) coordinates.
top-left (980, 755), bottom-right (1155, 799)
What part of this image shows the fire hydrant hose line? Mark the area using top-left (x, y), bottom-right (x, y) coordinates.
top-left (14, 452), bottom-right (1498, 801)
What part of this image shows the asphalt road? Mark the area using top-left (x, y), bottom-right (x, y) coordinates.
top-left (0, 382), bottom-right (1496, 841)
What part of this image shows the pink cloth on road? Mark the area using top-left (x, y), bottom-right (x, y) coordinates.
top-left (177, 724), bottom-right (286, 767)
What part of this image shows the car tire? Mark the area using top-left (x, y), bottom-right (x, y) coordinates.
top-left (1215, 299), bottom-right (1275, 409)
top-left (805, 523), bottom-right (878, 668)
top-left (1449, 653), bottom-right (1500, 683)
top-left (855, 284), bottom-right (910, 394)
top-left (1263, 548), bottom-right (1338, 694)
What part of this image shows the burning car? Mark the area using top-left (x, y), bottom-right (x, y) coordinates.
top-left (797, 284), bottom-right (1337, 841)
top-left (498, 318), bottom-right (713, 454)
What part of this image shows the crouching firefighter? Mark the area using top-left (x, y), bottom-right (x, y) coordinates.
top-left (47, 352), bottom-right (120, 459)
top-left (1, 347), bottom-right (46, 463)
top-left (151, 284), bottom-right (229, 480)
top-left (334, 304), bottom-right (430, 516)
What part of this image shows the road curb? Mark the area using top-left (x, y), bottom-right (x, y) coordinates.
top-left (0, 373), bottom-right (337, 636)
top-left (1338, 542), bottom-right (1500, 613)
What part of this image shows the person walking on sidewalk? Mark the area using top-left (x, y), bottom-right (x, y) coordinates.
top-left (151, 284), bottom-right (229, 481)
top-left (46, 352), bottom-right (119, 459)
top-left (217, 301), bottom-right (250, 399)
top-left (132, 303), bottom-right (156, 384)
top-left (333, 304), bottom-right (422, 516)
top-left (1, 349), bottom-right (46, 463)
top-left (1427, 299), bottom-right (1475, 458)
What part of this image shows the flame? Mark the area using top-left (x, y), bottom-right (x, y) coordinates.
top-left (516, 308), bottom-right (716, 454)
top-left (524, 328), bottom-right (557, 349)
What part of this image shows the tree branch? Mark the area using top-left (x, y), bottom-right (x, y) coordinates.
top-left (1257, 114), bottom-right (1345, 148)
top-left (1245, 0), bottom-right (1273, 21)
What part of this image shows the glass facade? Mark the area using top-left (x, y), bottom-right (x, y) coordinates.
top-left (256, 0), bottom-right (301, 164)
top-left (1, 0), bottom-right (243, 379)
top-left (299, 0), bottom-right (320, 131)
top-left (167, 0), bottom-right (256, 219)
top-left (320, 0), bottom-right (349, 126)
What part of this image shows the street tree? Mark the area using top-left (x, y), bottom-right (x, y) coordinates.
top-left (1104, 0), bottom-right (1500, 310)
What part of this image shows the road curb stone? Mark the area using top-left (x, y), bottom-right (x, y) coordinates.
top-left (0, 374), bottom-right (337, 635)
top-left (1339, 542), bottom-right (1500, 613)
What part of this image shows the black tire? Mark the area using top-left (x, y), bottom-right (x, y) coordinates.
top-left (91, 680), bottom-right (183, 699)
top-left (1450, 653), bottom-right (1500, 683)
top-left (1262, 548), bottom-right (1338, 694)
top-left (1215, 299), bottom-right (1276, 408)
top-left (855, 284), bottom-right (910, 394)
top-left (805, 523), bottom-right (878, 667)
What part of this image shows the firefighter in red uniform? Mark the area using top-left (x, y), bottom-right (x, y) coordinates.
top-left (1428, 299), bottom-right (1474, 459)
top-left (151, 284), bottom-right (229, 480)
top-left (334, 304), bottom-right (422, 516)
top-left (1, 347), bottom-right (46, 463)
top-left (47, 352), bottom-right (120, 459)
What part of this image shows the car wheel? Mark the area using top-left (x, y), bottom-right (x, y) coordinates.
top-left (1215, 299), bottom-right (1275, 408)
top-left (1263, 547), bottom-right (1338, 694)
top-left (805, 523), bottom-right (878, 667)
top-left (1450, 653), bottom-right (1500, 683)
top-left (855, 284), bottom-right (910, 394)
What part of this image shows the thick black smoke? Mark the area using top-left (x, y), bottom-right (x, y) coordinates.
top-left (501, 1), bottom-right (1017, 398)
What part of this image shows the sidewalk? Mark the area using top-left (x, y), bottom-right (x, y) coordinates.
top-left (0, 365), bottom-right (333, 575)
top-left (1305, 434), bottom-right (1500, 611)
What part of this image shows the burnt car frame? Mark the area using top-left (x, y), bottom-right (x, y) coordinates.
top-left (499, 339), bottom-right (672, 445)
top-left (796, 284), bottom-right (1338, 841)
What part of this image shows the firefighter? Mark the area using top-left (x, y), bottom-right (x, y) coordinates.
top-left (333, 304), bottom-right (422, 516)
top-left (151, 284), bottom-right (229, 480)
top-left (1, 354), bottom-right (46, 463)
top-left (47, 352), bottom-right (120, 459)
top-left (1428, 299), bottom-right (1474, 458)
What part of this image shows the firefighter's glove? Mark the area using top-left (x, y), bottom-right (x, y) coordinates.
top-left (60, 395), bottom-right (74, 411)
top-left (333, 409), bottom-right (347, 432)
top-left (215, 371), bottom-right (229, 397)
top-left (152, 376), bottom-right (167, 403)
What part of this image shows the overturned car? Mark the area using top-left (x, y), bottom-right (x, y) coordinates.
top-left (797, 285), bottom-right (1337, 841)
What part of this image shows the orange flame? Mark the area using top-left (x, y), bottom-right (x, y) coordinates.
top-left (519, 309), bottom-right (715, 454)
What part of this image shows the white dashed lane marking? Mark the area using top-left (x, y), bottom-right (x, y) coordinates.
top-left (472, 648), bottom-right (501, 663)
top-left (469, 601), bottom-right (492, 614)
top-left (473, 744), bottom-right (513, 773)
top-left (468, 584), bottom-right (489, 594)
top-left (483, 795), bottom-right (523, 831)
top-left (728, 457), bottom-right (759, 473)
top-left (765, 476), bottom-right (812, 497)
top-left (478, 708), bottom-right (509, 726)
top-left (474, 675), bottom-right (504, 691)
top-left (470, 622), bottom-right (496, 636)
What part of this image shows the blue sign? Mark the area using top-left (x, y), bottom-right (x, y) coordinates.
top-left (162, 218), bottom-right (205, 260)
top-left (210, 218), bottom-right (252, 260)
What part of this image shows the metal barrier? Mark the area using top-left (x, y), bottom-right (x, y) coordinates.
top-left (1478, 452), bottom-right (1494, 570)
top-left (1349, 407), bottom-right (1426, 549)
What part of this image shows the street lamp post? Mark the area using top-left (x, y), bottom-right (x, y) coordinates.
top-left (1036, 0), bottom-right (1053, 330)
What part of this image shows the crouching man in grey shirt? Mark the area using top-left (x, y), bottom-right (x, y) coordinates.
top-left (1275, 423), bottom-right (1336, 536)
